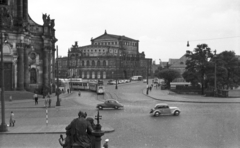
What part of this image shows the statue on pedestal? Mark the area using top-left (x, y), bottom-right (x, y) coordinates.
top-left (65, 111), bottom-right (93, 148)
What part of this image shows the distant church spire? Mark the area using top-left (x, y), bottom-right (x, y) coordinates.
top-left (104, 30), bottom-right (107, 34)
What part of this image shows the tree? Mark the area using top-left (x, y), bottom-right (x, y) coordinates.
top-left (157, 69), bottom-right (181, 87)
top-left (154, 66), bottom-right (164, 77)
top-left (215, 51), bottom-right (240, 89)
top-left (183, 44), bottom-right (213, 95)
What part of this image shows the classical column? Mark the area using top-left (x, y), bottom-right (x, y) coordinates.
top-left (48, 49), bottom-right (52, 88)
top-left (43, 48), bottom-right (49, 90)
top-left (23, 0), bottom-right (28, 20)
top-left (17, 44), bottom-right (25, 90)
top-left (17, 0), bottom-right (23, 19)
top-left (24, 47), bottom-right (29, 90)
top-left (52, 48), bottom-right (56, 93)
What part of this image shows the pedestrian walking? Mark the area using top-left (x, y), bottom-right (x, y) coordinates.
top-left (103, 139), bottom-right (109, 148)
top-left (78, 90), bottom-right (81, 96)
top-left (9, 111), bottom-right (15, 127)
top-left (45, 97), bottom-right (49, 108)
top-left (47, 93), bottom-right (52, 108)
top-left (33, 93), bottom-right (38, 105)
top-left (67, 89), bottom-right (69, 94)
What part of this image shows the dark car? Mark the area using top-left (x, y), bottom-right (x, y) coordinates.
top-left (96, 100), bottom-right (124, 110)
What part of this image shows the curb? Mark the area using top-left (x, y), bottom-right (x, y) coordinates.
top-left (0, 126), bottom-right (115, 135)
top-left (142, 88), bottom-right (240, 103)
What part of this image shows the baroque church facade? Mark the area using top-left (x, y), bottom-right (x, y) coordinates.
top-left (67, 31), bottom-right (152, 79)
top-left (0, 0), bottom-right (57, 92)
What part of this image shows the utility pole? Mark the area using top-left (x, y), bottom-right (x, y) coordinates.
top-left (214, 50), bottom-right (217, 97)
top-left (146, 59), bottom-right (149, 95)
top-left (0, 33), bottom-right (8, 132)
top-left (115, 51), bottom-right (118, 89)
top-left (56, 46), bottom-right (60, 106)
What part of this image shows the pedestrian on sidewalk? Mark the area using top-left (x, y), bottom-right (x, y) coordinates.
top-left (103, 139), bottom-right (109, 148)
top-left (67, 89), bottom-right (69, 94)
top-left (78, 90), bottom-right (81, 97)
top-left (33, 93), bottom-right (38, 105)
top-left (45, 96), bottom-right (49, 108)
top-left (9, 111), bottom-right (15, 127)
top-left (47, 93), bottom-right (52, 108)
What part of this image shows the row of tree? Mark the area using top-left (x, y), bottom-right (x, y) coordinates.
top-left (154, 43), bottom-right (240, 95)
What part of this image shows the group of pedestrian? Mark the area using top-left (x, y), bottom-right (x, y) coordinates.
top-left (45, 93), bottom-right (52, 108)
top-left (33, 92), bottom-right (51, 108)
top-left (59, 110), bottom-right (108, 148)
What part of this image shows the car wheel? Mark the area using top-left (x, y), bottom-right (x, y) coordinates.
top-left (98, 106), bottom-right (103, 110)
top-left (154, 111), bottom-right (160, 117)
top-left (174, 110), bottom-right (180, 116)
top-left (114, 106), bottom-right (119, 109)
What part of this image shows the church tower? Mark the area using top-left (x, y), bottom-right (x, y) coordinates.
top-left (0, 0), bottom-right (57, 94)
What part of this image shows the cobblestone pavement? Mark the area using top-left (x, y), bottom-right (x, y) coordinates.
top-left (0, 91), bottom-right (114, 135)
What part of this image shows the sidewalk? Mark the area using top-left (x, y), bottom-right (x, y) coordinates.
top-left (144, 88), bottom-right (240, 103)
top-left (0, 124), bottom-right (114, 135)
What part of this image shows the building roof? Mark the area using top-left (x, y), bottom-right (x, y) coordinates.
top-left (169, 55), bottom-right (188, 69)
top-left (92, 30), bottom-right (138, 42)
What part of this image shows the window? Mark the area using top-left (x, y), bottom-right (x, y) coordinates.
top-left (92, 60), bottom-right (95, 66)
top-left (97, 60), bottom-right (100, 66)
top-left (82, 61), bottom-right (85, 66)
top-left (87, 60), bottom-right (90, 66)
top-left (103, 60), bottom-right (106, 66)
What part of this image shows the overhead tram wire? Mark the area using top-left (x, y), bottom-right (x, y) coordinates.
top-left (188, 35), bottom-right (240, 42)
top-left (186, 35), bottom-right (240, 47)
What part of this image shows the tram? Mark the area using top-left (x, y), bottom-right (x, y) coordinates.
top-left (69, 79), bottom-right (105, 94)
top-left (69, 79), bottom-right (89, 90)
top-left (89, 81), bottom-right (105, 94)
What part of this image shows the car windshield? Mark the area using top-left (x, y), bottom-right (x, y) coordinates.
top-left (155, 105), bottom-right (168, 109)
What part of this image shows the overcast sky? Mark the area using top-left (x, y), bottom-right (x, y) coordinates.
top-left (29, 0), bottom-right (240, 63)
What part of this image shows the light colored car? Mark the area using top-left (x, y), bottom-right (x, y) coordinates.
top-left (96, 100), bottom-right (124, 110)
top-left (143, 79), bottom-right (147, 83)
top-left (150, 103), bottom-right (180, 116)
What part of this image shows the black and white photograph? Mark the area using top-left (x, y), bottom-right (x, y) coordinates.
top-left (0, 0), bottom-right (240, 148)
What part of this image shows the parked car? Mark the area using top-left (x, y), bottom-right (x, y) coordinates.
top-left (150, 103), bottom-right (180, 116)
top-left (96, 100), bottom-right (124, 110)
top-left (107, 80), bottom-right (114, 85)
top-left (143, 79), bottom-right (147, 83)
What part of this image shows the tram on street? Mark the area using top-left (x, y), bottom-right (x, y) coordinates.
top-left (69, 79), bottom-right (105, 94)
top-left (69, 79), bottom-right (89, 90)
top-left (89, 81), bottom-right (105, 94)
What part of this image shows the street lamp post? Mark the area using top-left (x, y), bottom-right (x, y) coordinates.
top-left (0, 33), bottom-right (8, 132)
top-left (56, 46), bottom-right (61, 106)
top-left (214, 50), bottom-right (217, 97)
top-left (115, 70), bottom-right (118, 89)
top-left (146, 59), bottom-right (149, 95)
top-left (115, 52), bottom-right (118, 90)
